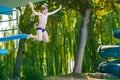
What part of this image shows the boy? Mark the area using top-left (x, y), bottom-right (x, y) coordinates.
top-left (28, 2), bottom-right (62, 42)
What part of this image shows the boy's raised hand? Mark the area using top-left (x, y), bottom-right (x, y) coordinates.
top-left (29, 2), bottom-right (33, 7)
top-left (59, 5), bottom-right (62, 10)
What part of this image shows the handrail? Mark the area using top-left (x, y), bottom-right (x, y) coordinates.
top-left (0, 28), bottom-right (18, 32)
top-left (0, 19), bottom-right (17, 23)
top-left (0, 9), bottom-right (20, 53)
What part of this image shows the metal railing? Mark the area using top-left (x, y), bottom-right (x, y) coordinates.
top-left (0, 9), bottom-right (20, 53)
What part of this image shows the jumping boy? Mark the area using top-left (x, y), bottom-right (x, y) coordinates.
top-left (28, 2), bottom-right (62, 42)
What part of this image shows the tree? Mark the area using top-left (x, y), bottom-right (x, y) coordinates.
top-left (13, 6), bottom-right (36, 78)
top-left (67, 0), bottom-right (119, 73)
top-left (59, 0), bottom-right (92, 73)
top-left (12, 0), bottom-right (120, 78)
top-left (73, 0), bottom-right (92, 73)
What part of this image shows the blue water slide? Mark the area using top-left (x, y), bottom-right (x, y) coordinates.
top-left (99, 60), bottom-right (120, 77)
top-left (97, 45), bottom-right (120, 58)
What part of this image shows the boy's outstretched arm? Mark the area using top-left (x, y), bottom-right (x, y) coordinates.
top-left (29, 2), bottom-right (40, 15)
top-left (48, 5), bottom-right (62, 15)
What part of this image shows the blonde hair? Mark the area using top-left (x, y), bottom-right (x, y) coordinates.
top-left (41, 5), bottom-right (47, 10)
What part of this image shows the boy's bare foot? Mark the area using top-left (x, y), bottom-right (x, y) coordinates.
top-left (27, 34), bottom-right (33, 39)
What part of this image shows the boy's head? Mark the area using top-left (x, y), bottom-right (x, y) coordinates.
top-left (41, 5), bottom-right (48, 14)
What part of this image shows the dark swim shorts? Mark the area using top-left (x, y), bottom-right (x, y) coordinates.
top-left (37, 27), bottom-right (46, 32)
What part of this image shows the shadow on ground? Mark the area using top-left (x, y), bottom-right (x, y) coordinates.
top-left (44, 73), bottom-right (119, 80)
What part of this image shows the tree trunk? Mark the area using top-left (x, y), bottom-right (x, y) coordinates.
top-left (74, 9), bottom-right (91, 73)
top-left (13, 39), bottom-right (26, 78)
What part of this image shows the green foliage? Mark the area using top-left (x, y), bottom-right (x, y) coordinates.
top-left (93, 0), bottom-right (120, 18)
top-left (1, 0), bottom-right (120, 79)
top-left (23, 67), bottom-right (43, 80)
top-left (0, 15), bottom-right (2, 20)
top-left (0, 61), bottom-right (7, 80)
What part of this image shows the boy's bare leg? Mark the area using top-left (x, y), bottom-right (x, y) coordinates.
top-left (42, 31), bottom-right (49, 42)
top-left (36, 30), bottom-right (43, 41)
top-left (27, 30), bottom-right (43, 41)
